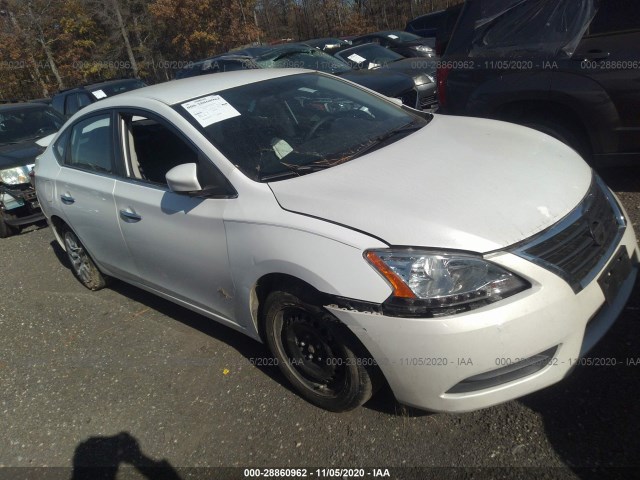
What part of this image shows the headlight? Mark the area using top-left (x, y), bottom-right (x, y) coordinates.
top-left (0, 166), bottom-right (31, 185)
top-left (366, 249), bottom-right (530, 317)
top-left (412, 45), bottom-right (434, 54)
top-left (414, 73), bottom-right (434, 86)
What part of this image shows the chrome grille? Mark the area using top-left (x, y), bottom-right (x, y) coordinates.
top-left (514, 176), bottom-right (625, 292)
top-left (419, 93), bottom-right (437, 109)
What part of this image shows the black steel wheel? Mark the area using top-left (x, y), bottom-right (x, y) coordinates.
top-left (264, 290), bottom-right (378, 412)
top-left (63, 228), bottom-right (108, 290)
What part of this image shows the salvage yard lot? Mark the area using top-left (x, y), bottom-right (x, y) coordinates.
top-left (1, 167), bottom-right (640, 478)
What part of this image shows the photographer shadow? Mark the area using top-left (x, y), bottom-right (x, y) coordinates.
top-left (71, 431), bottom-right (181, 480)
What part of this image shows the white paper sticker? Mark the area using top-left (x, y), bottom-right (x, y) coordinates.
top-left (92, 89), bottom-right (107, 99)
top-left (388, 34), bottom-right (399, 39)
top-left (368, 62), bottom-right (379, 69)
top-left (347, 53), bottom-right (367, 64)
top-left (182, 95), bottom-right (240, 128)
top-left (271, 138), bottom-right (293, 159)
top-left (298, 87), bottom-right (317, 93)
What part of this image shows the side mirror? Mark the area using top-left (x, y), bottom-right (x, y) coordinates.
top-left (166, 163), bottom-right (202, 193)
top-left (387, 97), bottom-right (403, 107)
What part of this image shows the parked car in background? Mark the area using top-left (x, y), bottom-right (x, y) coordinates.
top-left (51, 78), bottom-right (147, 118)
top-left (438, 0), bottom-right (640, 166)
top-left (303, 37), bottom-right (352, 54)
top-left (406, 3), bottom-right (463, 55)
top-left (237, 44), bottom-right (424, 109)
top-left (335, 43), bottom-right (437, 110)
top-left (36, 70), bottom-right (638, 413)
top-left (175, 55), bottom-right (259, 79)
top-left (351, 31), bottom-right (436, 57)
top-left (0, 102), bottom-right (65, 237)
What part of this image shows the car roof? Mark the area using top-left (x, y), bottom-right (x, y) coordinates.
top-left (83, 69), bottom-right (308, 109)
top-left (0, 102), bottom-right (52, 112)
top-left (55, 78), bottom-right (143, 96)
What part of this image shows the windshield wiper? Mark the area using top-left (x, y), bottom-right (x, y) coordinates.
top-left (347, 121), bottom-right (424, 160)
top-left (259, 162), bottom-right (328, 182)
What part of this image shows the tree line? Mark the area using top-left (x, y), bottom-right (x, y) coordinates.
top-left (0, 0), bottom-right (456, 100)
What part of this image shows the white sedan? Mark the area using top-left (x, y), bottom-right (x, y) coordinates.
top-left (35, 69), bottom-right (638, 412)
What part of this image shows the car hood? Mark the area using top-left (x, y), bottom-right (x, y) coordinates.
top-left (383, 58), bottom-right (437, 76)
top-left (405, 38), bottom-right (436, 49)
top-left (0, 139), bottom-right (45, 170)
top-left (268, 115), bottom-right (592, 253)
top-left (338, 69), bottom-right (415, 97)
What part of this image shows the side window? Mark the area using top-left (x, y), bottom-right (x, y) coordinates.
top-left (53, 129), bottom-right (70, 163)
top-left (65, 94), bottom-right (80, 116)
top-left (77, 93), bottom-right (93, 109)
top-left (66, 114), bottom-right (114, 174)
top-left (122, 114), bottom-right (232, 194)
top-left (587, 0), bottom-right (640, 36)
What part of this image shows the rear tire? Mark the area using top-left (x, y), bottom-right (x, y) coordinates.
top-left (263, 290), bottom-right (379, 412)
top-left (62, 228), bottom-right (108, 290)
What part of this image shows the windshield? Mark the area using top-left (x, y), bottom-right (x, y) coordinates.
top-left (470, 0), bottom-right (597, 57)
top-left (340, 45), bottom-right (404, 69)
top-left (256, 48), bottom-right (352, 75)
top-left (0, 106), bottom-right (65, 145)
top-left (175, 73), bottom-right (427, 182)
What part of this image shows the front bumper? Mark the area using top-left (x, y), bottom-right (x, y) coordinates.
top-left (0, 184), bottom-right (44, 226)
top-left (416, 82), bottom-right (438, 110)
top-left (327, 224), bottom-right (638, 413)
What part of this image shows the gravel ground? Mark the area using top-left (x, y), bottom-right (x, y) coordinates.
top-left (1, 167), bottom-right (640, 480)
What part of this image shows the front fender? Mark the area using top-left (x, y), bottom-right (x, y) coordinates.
top-left (224, 220), bottom-right (392, 339)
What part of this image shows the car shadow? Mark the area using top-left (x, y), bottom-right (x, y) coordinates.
top-left (519, 281), bottom-right (640, 478)
top-left (49, 240), bottom-right (292, 394)
top-left (71, 431), bottom-right (181, 479)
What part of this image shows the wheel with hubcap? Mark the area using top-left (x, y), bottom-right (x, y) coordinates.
top-left (264, 290), bottom-right (379, 412)
top-left (63, 228), bottom-right (108, 290)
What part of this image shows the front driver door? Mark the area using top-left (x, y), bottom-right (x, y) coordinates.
top-left (112, 111), bottom-right (238, 323)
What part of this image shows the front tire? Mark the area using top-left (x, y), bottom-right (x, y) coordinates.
top-left (63, 229), bottom-right (107, 290)
top-left (263, 290), bottom-right (378, 412)
top-left (0, 212), bottom-right (18, 239)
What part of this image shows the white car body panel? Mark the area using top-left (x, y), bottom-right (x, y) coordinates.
top-left (270, 114), bottom-right (593, 252)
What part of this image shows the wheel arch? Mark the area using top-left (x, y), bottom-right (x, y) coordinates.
top-left (491, 100), bottom-right (593, 158)
top-left (249, 272), bottom-right (329, 343)
top-left (49, 215), bottom-right (68, 251)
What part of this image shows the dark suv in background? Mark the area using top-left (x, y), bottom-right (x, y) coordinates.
top-left (438, 0), bottom-right (640, 166)
top-left (51, 78), bottom-right (146, 118)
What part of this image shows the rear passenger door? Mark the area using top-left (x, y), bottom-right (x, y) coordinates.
top-left (112, 110), bottom-right (238, 323)
top-left (55, 112), bottom-right (134, 278)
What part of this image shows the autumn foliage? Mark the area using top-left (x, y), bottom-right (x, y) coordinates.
top-left (0, 0), bottom-right (454, 100)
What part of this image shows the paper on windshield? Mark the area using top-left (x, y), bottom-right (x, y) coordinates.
top-left (387, 34), bottom-right (399, 39)
top-left (182, 95), bottom-right (240, 128)
top-left (92, 89), bottom-right (107, 99)
top-left (347, 53), bottom-right (367, 64)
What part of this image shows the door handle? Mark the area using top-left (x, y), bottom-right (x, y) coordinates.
top-left (574, 50), bottom-right (610, 61)
top-left (60, 193), bottom-right (75, 204)
top-left (119, 208), bottom-right (142, 222)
